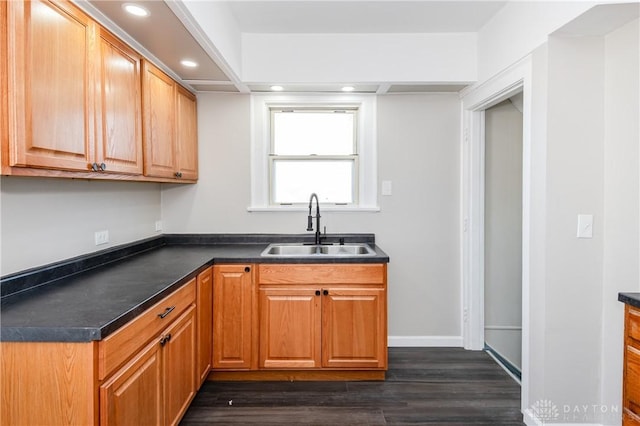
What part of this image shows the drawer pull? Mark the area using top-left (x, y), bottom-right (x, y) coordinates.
top-left (158, 306), bottom-right (175, 319)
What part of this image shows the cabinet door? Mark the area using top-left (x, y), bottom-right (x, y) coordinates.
top-left (321, 288), bottom-right (387, 369)
top-left (213, 265), bottom-right (253, 369)
top-left (7, 0), bottom-right (95, 171)
top-left (163, 305), bottom-right (197, 426)
top-left (259, 288), bottom-right (321, 369)
top-left (142, 61), bottom-right (176, 178)
top-left (100, 338), bottom-right (163, 426)
top-left (196, 267), bottom-right (213, 384)
top-left (95, 28), bottom-right (142, 175)
top-left (175, 85), bottom-right (198, 180)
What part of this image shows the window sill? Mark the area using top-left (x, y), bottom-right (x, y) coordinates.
top-left (247, 205), bottom-right (381, 213)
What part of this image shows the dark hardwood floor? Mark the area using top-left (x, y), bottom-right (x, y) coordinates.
top-left (180, 348), bottom-right (524, 425)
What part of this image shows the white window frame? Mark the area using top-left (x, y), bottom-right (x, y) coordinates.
top-left (249, 94), bottom-right (379, 212)
top-left (269, 107), bottom-right (359, 206)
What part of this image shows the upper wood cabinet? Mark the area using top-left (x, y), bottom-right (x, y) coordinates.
top-left (6, 0), bottom-right (96, 171)
top-left (142, 61), bottom-right (198, 181)
top-left (2, 0), bottom-right (196, 182)
top-left (5, 0), bottom-right (143, 175)
top-left (176, 85), bottom-right (198, 180)
top-left (95, 29), bottom-right (143, 175)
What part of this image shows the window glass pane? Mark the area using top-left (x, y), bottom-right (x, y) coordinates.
top-left (272, 111), bottom-right (355, 155)
top-left (272, 160), bottom-right (354, 204)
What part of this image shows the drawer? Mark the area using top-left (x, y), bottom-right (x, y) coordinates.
top-left (258, 264), bottom-right (386, 285)
top-left (628, 307), bottom-right (640, 343)
top-left (98, 279), bottom-right (196, 380)
top-left (626, 345), bottom-right (640, 415)
top-left (624, 409), bottom-right (640, 426)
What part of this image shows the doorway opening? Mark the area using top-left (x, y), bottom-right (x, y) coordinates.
top-left (483, 94), bottom-right (523, 381)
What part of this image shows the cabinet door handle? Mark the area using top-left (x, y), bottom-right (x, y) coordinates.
top-left (159, 333), bottom-right (172, 346)
top-left (323, 290), bottom-right (329, 296)
top-left (158, 306), bottom-right (175, 319)
top-left (100, 162), bottom-right (107, 171)
top-left (315, 290), bottom-right (321, 296)
top-left (175, 171), bottom-right (183, 178)
top-left (91, 162), bottom-right (99, 172)
top-left (244, 266), bottom-right (251, 273)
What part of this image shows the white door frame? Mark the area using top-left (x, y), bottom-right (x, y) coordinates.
top-left (460, 55), bottom-right (533, 412)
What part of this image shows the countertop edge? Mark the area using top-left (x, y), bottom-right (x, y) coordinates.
top-left (619, 292), bottom-right (640, 309)
top-left (1, 235), bottom-right (389, 343)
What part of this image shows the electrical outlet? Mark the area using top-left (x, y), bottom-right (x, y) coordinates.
top-left (155, 220), bottom-right (162, 232)
top-left (94, 230), bottom-right (109, 246)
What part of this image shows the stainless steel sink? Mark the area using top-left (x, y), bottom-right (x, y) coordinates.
top-left (261, 243), bottom-right (376, 257)
top-left (319, 245), bottom-right (374, 255)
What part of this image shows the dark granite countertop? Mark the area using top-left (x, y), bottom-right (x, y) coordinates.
top-left (619, 293), bottom-right (640, 309)
top-left (0, 234), bottom-right (389, 343)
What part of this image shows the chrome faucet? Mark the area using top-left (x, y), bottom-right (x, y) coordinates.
top-left (307, 193), bottom-right (322, 245)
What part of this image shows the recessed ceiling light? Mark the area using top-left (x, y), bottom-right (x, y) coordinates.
top-left (342, 86), bottom-right (355, 92)
top-left (180, 59), bottom-right (198, 68)
top-left (122, 3), bottom-right (150, 17)
top-left (270, 85), bottom-right (284, 91)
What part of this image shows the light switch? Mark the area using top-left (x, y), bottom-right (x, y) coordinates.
top-left (577, 214), bottom-right (593, 238)
top-left (382, 180), bottom-right (392, 196)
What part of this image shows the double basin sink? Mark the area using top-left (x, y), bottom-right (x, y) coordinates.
top-left (261, 243), bottom-right (376, 257)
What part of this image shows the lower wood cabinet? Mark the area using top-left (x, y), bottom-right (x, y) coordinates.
top-left (0, 276), bottom-right (204, 425)
top-left (623, 305), bottom-right (640, 425)
top-left (99, 286), bottom-right (198, 426)
top-left (258, 265), bottom-right (387, 370)
top-left (212, 264), bottom-right (255, 370)
top-left (196, 267), bottom-right (213, 384)
top-left (213, 263), bottom-right (388, 378)
top-left (259, 287), bottom-right (322, 369)
top-left (99, 329), bottom-right (164, 426)
top-left (321, 287), bottom-right (386, 369)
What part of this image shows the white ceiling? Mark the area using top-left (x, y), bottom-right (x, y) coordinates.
top-left (227, 1), bottom-right (507, 33)
top-left (83, 0), bottom-right (509, 93)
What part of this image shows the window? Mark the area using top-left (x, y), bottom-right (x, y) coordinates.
top-left (250, 94), bottom-right (378, 211)
top-left (270, 108), bottom-right (358, 205)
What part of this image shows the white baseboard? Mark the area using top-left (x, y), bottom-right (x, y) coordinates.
top-left (388, 335), bottom-right (463, 347)
top-left (523, 408), bottom-right (603, 426)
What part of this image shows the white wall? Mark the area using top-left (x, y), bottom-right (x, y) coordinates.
top-left (241, 33), bottom-right (477, 84)
top-left (0, 178), bottom-right (162, 275)
top-left (522, 17), bottom-right (639, 424)
top-left (181, 1), bottom-right (243, 78)
top-left (601, 17), bottom-right (640, 425)
top-left (161, 92), bottom-right (462, 342)
top-left (477, 1), bottom-right (594, 85)
top-left (541, 33), bottom-right (605, 418)
top-left (484, 99), bottom-right (523, 370)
